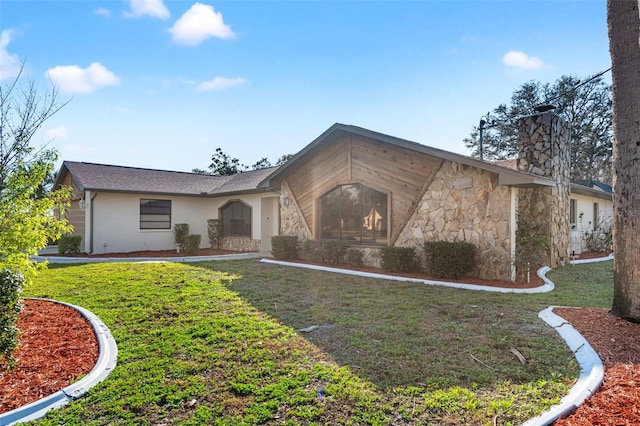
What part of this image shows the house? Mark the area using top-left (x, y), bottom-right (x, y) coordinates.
top-left (54, 113), bottom-right (611, 280)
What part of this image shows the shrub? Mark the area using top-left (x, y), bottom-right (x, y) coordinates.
top-left (423, 241), bottom-right (477, 279)
top-left (301, 240), bottom-right (324, 263)
top-left (271, 236), bottom-right (299, 260)
top-left (58, 234), bottom-right (82, 254)
top-left (346, 248), bottom-right (364, 268)
top-left (582, 219), bottom-right (613, 253)
top-left (0, 268), bottom-right (24, 368)
top-left (174, 224), bottom-right (189, 248)
top-left (183, 234), bottom-right (201, 255)
top-left (322, 241), bottom-right (348, 265)
top-left (207, 219), bottom-right (222, 249)
top-left (380, 247), bottom-right (418, 273)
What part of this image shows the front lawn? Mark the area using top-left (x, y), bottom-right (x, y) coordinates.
top-left (23, 259), bottom-right (613, 425)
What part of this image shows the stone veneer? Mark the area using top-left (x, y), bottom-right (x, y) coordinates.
top-left (279, 181), bottom-right (313, 241)
top-left (517, 112), bottom-right (571, 267)
top-left (395, 161), bottom-right (513, 281)
top-left (218, 236), bottom-right (261, 253)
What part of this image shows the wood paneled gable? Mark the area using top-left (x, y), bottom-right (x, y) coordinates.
top-left (282, 133), bottom-right (444, 243)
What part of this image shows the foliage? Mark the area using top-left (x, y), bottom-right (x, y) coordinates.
top-left (24, 260), bottom-right (601, 424)
top-left (0, 67), bottom-right (72, 285)
top-left (345, 248), bottom-right (364, 267)
top-left (206, 219), bottom-right (222, 249)
top-left (58, 234), bottom-right (82, 254)
top-left (271, 236), bottom-right (299, 259)
top-left (515, 210), bottom-right (550, 275)
top-left (275, 154), bottom-right (294, 165)
top-left (301, 240), bottom-right (323, 262)
top-left (380, 246), bottom-right (418, 273)
top-left (423, 241), bottom-right (477, 279)
top-left (207, 147), bottom-right (245, 176)
top-left (321, 240), bottom-right (348, 265)
top-left (182, 234), bottom-right (201, 255)
top-left (173, 223), bottom-right (189, 248)
top-left (464, 73), bottom-right (613, 183)
top-left (580, 214), bottom-right (613, 253)
top-left (0, 268), bottom-right (23, 367)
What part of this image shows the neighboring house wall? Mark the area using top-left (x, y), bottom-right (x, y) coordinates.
top-left (569, 192), bottom-right (613, 254)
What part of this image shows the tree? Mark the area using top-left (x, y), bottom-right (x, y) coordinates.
top-left (250, 157), bottom-right (272, 170)
top-left (0, 68), bottom-right (72, 364)
top-left (276, 154), bottom-right (294, 165)
top-left (464, 74), bottom-right (613, 183)
top-left (607, 0), bottom-right (640, 322)
top-left (208, 147), bottom-right (246, 176)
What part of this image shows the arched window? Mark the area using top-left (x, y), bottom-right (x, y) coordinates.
top-left (220, 201), bottom-right (251, 237)
top-left (318, 184), bottom-right (388, 245)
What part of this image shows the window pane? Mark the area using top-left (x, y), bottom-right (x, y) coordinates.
top-left (140, 199), bottom-right (171, 229)
top-left (318, 184), bottom-right (387, 245)
top-left (221, 201), bottom-right (251, 237)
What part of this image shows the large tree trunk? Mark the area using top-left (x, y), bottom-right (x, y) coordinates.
top-left (608, 0), bottom-right (640, 322)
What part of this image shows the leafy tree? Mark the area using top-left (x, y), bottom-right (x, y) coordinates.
top-left (208, 147), bottom-right (246, 176)
top-left (464, 74), bottom-right (613, 183)
top-left (0, 68), bottom-right (72, 364)
top-left (250, 157), bottom-right (272, 170)
top-left (607, 0), bottom-right (640, 322)
top-left (275, 154), bottom-right (294, 165)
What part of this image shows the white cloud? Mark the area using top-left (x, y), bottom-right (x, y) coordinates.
top-left (502, 50), bottom-right (545, 70)
top-left (0, 29), bottom-right (24, 81)
top-left (95, 7), bottom-right (111, 17)
top-left (44, 126), bottom-right (68, 141)
top-left (196, 77), bottom-right (246, 92)
top-left (124, 0), bottom-right (170, 20)
top-left (169, 3), bottom-right (235, 46)
top-left (46, 62), bottom-right (121, 94)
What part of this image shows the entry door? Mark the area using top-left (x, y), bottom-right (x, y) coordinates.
top-left (260, 198), bottom-right (276, 252)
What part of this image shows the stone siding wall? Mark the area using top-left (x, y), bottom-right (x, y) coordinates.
top-left (219, 237), bottom-right (261, 252)
top-left (279, 181), bottom-right (312, 241)
top-left (395, 160), bottom-right (513, 280)
top-left (517, 112), bottom-right (571, 267)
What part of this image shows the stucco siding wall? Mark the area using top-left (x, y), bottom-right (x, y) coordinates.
top-left (89, 192), bottom-right (276, 254)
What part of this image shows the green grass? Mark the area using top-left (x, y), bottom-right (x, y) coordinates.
top-left (21, 259), bottom-right (614, 425)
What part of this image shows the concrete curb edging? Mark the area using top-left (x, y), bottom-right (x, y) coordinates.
top-left (0, 299), bottom-right (118, 426)
top-left (33, 252), bottom-right (264, 264)
top-left (570, 253), bottom-right (614, 265)
top-left (261, 259), bottom-right (555, 294)
top-left (521, 306), bottom-right (604, 426)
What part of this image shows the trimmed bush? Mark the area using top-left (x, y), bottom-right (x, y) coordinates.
top-left (174, 223), bottom-right (189, 248)
top-left (271, 236), bottom-right (299, 260)
top-left (346, 248), bottom-right (364, 268)
top-left (0, 268), bottom-right (24, 367)
top-left (423, 241), bottom-right (476, 279)
top-left (58, 234), bottom-right (82, 254)
top-left (301, 240), bottom-right (324, 263)
top-left (183, 234), bottom-right (201, 255)
top-left (380, 247), bottom-right (418, 273)
top-left (207, 219), bottom-right (222, 249)
top-left (322, 241), bottom-right (348, 265)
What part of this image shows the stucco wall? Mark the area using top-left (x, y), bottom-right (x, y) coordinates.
top-left (87, 191), bottom-right (276, 254)
top-left (396, 161), bottom-right (513, 281)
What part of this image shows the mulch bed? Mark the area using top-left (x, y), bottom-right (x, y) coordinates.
top-left (0, 299), bottom-right (99, 414)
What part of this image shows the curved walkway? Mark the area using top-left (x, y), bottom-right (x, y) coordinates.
top-left (0, 299), bottom-right (117, 426)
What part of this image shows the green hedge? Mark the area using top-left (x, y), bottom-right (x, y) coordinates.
top-left (183, 234), bottom-right (201, 255)
top-left (321, 241), bottom-right (348, 265)
top-left (301, 240), bottom-right (324, 262)
top-left (271, 236), bottom-right (299, 260)
top-left (423, 241), bottom-right (476, 279)
top-left (174, 223), bottom-right (189, 248)
top-left (380, 247), bottom-right (418, 273)
top-left (346, 248), bottom-right (364, 267)
top-left (58, 234), bottom-right (82, 254)
top-left (0, 268), bottom-right (24, 367)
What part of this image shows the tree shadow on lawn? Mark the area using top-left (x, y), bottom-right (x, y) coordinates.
top-left (198, 260), bottom-right (578, 391)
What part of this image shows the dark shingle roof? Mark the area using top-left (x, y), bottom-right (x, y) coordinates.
top-left (572, 179), bottom-right (612, 193)
top-left (57, 161), bottom-right (276, 196)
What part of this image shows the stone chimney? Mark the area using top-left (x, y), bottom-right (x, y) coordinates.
top-left (516, 112), bottom-right (571, 267)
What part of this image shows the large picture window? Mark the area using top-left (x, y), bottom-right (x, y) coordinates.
top-left (318, 184), bottom-right (388, 245)
top-left (140, 199), bottom-right (171, 229)
top-left (220, 201), bottom-right (252, 237)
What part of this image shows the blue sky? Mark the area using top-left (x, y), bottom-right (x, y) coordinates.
top-left (1, 0), bottom-right (611, 173)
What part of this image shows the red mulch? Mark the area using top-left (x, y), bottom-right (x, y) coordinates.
top-left (0, 299), bottom-right (99, 414)
top-left (553, 307), bottom-right (640, 425)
